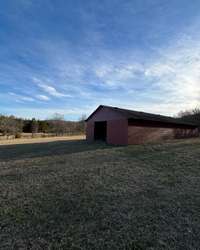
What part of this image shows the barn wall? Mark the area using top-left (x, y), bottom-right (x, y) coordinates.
top-left (107, 119), bottom-right (128, 145)
top-left (86, 119), bottom-right (128, 145)
top-left (86, 121), bottom-right (94, 142)
top-left (87, 106), bottom-right (125, 121)
top-left (86, 107), bottom-right (128, 144)
top-left (128, 126), bottom-right (199, 144)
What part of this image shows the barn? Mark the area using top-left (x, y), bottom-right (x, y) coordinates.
top-left (86, 105), bottom-right (199, 145)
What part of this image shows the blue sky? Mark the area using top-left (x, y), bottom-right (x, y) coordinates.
top-left (1, 0), bottom-right (200, 120)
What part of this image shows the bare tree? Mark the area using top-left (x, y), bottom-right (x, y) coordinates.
top-left (0, 115), bottom-right (23, 138)
top-left (178, 107), bottom-right (200, 127)
top-left (76, 114), bottom-right (86, 134)
top-left (31, 118), bottom-right (39, 136)
top-left (50, 113), bottom-right (65, 121)
top-left (48, 113), bottom-right (66, 136)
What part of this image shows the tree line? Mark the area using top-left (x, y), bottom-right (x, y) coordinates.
top-left (0, 113), bottom-right (86, 138)
top-left (178, 108), bottom-right (200, 126)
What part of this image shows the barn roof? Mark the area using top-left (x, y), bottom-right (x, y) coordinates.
top-left (86, 105), bottom-right (198, 127)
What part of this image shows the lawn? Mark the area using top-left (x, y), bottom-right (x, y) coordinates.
top-left (0, 138), bottom-right (200, 249)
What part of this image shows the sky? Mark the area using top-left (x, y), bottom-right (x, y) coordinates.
top-left (0, 0), bottom-right (200, 120)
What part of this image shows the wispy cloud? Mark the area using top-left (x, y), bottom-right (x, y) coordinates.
top-left (9, 92), bottom-right (35, 102)
top-left (143, 32), bottom-right (200, 112)
top-left (94, 62), bottom-right (143, 88)
top-left (86, 28), bottom-right (200, 114)
top-left (38, 83), bottom-right (70, 97)
top-left (36, 94), bottom-right (50, 101)
top-left (33, 77), bottom-right (72, 98)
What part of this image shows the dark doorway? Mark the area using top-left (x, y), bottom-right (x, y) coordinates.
top-left (94, 121), bottom-right (107, 141)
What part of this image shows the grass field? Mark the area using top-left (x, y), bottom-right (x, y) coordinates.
top-left (0, 138), bottom-right (200, 249)
top-left (0, 135), bottom-right (85, 146)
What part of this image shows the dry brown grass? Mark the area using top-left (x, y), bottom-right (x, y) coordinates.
top-left (0, 138), bottom-right (200, 249)
top-left (0, 135), bottom-right (85, 146)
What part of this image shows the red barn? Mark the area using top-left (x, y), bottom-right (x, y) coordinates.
top-left (86, 105), bottom-right (199, 145)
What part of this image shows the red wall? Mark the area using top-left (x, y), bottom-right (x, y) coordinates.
top-left (86, 106), bottom-right (128, 145)
top-left (128, 126), bottom-right (199, 144)
top-left (128, 126), bottom-right (174, 144)
top-left (107, 119), bottom-right (128, 145)
top-left (86, 122), bottom-right (94, 142)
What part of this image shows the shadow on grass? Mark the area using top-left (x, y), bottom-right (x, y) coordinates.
top-left (0, 139), bottom-right (113, 161)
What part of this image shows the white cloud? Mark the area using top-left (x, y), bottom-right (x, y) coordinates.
top-left (33, 77), bottom-right (71, 98)
top-left (28, 26), bottom-right (200, 117)
top-left (9, 92), bottom-right (35, 102)
top-left (21, 96), bottom-right (35, 102)
top-left (36, 94), bottom-right (50, 101)
top-left (91, 29), bottom-right (200, 114)
top-left (94, 62), bottom-right (143, 87)
top-left (143, 32), bottom-right (200, 113)
top-left (38, 83), bottom-right (70, 97)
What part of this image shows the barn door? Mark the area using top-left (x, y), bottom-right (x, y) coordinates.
top-left (94, 121), bottom-right (107, 141)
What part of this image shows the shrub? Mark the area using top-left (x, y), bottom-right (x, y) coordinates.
top-left (15, 133), bottom-right (21, 139)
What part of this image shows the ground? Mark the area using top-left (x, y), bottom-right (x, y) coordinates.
top-left (0, 135), bottom-right (85, 146)
top-left (0, 138), bottom-right (200, 250)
